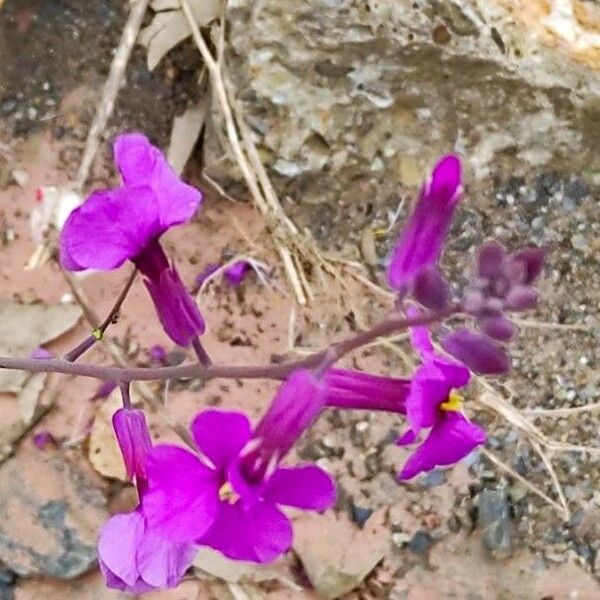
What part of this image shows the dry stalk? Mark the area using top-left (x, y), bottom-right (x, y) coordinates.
top-left (75, 0), bottom-right (150, 190)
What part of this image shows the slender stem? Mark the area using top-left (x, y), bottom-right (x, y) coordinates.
top-left (62, 268), bottom-right (137, 362)
top-left (0, 307), bottom-right (456, 382)
top-left (192, 337), bottom-right (212, 367)
top-left (119, 381), bottom-right (132, 409)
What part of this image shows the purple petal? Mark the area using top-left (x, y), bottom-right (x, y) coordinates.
top-left (504, 286), bottom-right (538, 312)
top-left (387, 154), bottom-right (462, 291)
top-left (60, 187), bottom-right (160, 271)
top-left (325, 369), bottom-right (410, 413)
top-left (265, 465), bottom-right (336, 510)
top-left (399, 412), bottom-right (486, 480)
top-left (114, 133), bottom-right (202, 230)
top-left (224, 260), bottom-right (252, 287)
top-left (142, 262), bottom-right (206, 346)
top-left (29, 347), bottom-right (53, 360)
top-left (479, 314), bottom-right (516, 341)
top-left (136, 526), bottom-right (197, 589)
top-left (143, 445), bottom-right (219, 542)
top-left (396, 428), bottom-right (417, 446)
top-left (195, 263), bottom-right (220, 287)
top-left (507, 247), bottom-right (545, 285)
top-left (476, 241), bottom-right (506, 279)
top-left (442, 327), bottom-right (510, 375)
top-left (254, 370), bottom-right (327, 459)
top-left (113, 408), bottom-right (153, 481)
top-left (406, 366), bottom-right (451, 431)
top-left (32, 431), bottom-right (55, 450)
top-left (149, 344), bottom-right (167, 363)
top-left (407, 307), bottom-right (435, 358)
top-left (98, 512), bottom-right (145, 588)
top-left (201, 501), bottom-right (293, 563)
top-left (191, 410), bottom-right (252, 470)
top-left (413, 267), bottom-right (450, 310)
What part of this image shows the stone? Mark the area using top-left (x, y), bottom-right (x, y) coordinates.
top-left (293, 510), bottom-right (388, 599)
top-left (204, 0), bottom-right (600, 233)
top-left (478, 487), bottom-right (512, 558)
top-left (407, 531), bottom-right (434, 555)
top-left (0, 446), bottom-right (107, 579)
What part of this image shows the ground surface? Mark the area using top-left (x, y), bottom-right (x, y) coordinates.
top-left (0, 1), bottom-right (599, 599)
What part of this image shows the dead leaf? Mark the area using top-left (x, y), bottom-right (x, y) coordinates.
top-left (17, 373), bottom-right (48, 426)
top-left (151, 0), bottom-right (180, 10)
top-left (0, 302), bottom-right (82, 393)
top-left (139, 0), bottom-right (224, 70)
top-left (11, 169), bottom-right (29, 188)
top-left (88, 392), bottom-right (128, 481)
top-left (168, 100), bottom-right (207, 175)
top-left (28, 186), bottom-right (82, 268)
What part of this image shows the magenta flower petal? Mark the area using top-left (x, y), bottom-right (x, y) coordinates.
top-left (412, 267), bottom-right (450, 310)
top-left (136, 525), bottom-right (197, 589)
top-left (113, 408), bottom-right (153, 482)
top-left (265, 465), bottom-right (335, 510)
top-left (61, 187), bottom-right (160, 271)
top-left (442, 327), bottom-right (510, 375)
top-left (98, 512), bottom-right (147, 590)
top-left (201, 501), bottom-right (293, 563)
top-left (191, 410), bottom-right (252, 469)
top-left (114, 133), bottom-right (202, 230)
top-left (406, 369), bottom-right (451, 432)
top-left (32, 430), bottom-right (55, 450)
top-left (253, 370), bottom-right (326, 459)
top-left (143, 445), bottom-right (219, 542)
top-left (98, 510), bottom-right (196, 593)
top-left (398, 412), bottom-right (486, 480)
top-left (224, 260), bottom-right (252, 286)
top-left (508, 247), bottom-right (545, 285)
top-left (387, 154), bottom-right (462, 292)
top-left (143, 262), bottom-right (206, 346)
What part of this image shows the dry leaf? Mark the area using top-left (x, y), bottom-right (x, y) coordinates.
top-left (17, 373), bottom-right (48, 426)
top-left (151, 0), bottom-right (180, 10)
top-left (28, 185), bottom-right (82, 268)
top-left (88, 393), bottom-right (128, 481)
top-left (168, 100), bottom-right (207, 175)
top-left (139, 0), bottom-right (224, 70)
top-left (0, 302), bottom-right (82, 393)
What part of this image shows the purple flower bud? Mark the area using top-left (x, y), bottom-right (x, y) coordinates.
top-left (195, 263), bottom-right (220, 288)
top-left (508, 248), bottom-right (545, 285)
top-left (479, 314), bottom-right (516, 341)
top-left (441, 327), bottom-right (511, 375)
top-left (505, 286), bottom-right (538, 311)
top-left (113, 408), bottom-right (153, 483)
top-left (413, 267), bottom-right (450, 310)
top-left (476, 241), bottom-right (506, 279)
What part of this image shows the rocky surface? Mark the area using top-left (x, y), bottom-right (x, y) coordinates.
top-left (0, 447), bottom-right (107, 579)
top-left (214, 0), bottom-right (600, 237)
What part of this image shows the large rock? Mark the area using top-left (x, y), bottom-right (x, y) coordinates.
top-left (0, 447), bottom-right (107, 579)
top-left (209, 0), bottom-right (600, 216)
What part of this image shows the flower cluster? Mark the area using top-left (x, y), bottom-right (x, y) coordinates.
top-left (56, 135), bottom-right (545, 593)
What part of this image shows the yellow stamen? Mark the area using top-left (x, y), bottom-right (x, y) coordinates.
top-left (218, 482), bottom-right (240, 505)
top-left (440, 389), bottom-right (463, 412)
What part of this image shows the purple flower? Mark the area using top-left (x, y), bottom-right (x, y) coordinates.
top-left (325, 368), bottom-right (410, 413)
top-left (148, 344), bottom-right (168, 364)
top-left (142, 370), bottom-right (335, 563)
top-left (90, 380), bottom-right (118, 402)
top-left (60, 133), bottom-right (205, 347)
top-left (397, 315), bottom-right (485, 480)
top-left (29, 347), bottom-right (53, 360)
top-left (387, 155), bottom-right (462, 302)
top-left (98, 407), bottom-right (196, 593)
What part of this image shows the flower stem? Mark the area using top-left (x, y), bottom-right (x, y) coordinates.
top-left (192, 337), bottom-right (212, 367)
top-left (0, 306), bottom-right (456, 383)
top-left (62, 268), bottom-right (137, 362)
top-left (119, 381), bottom-right (132, 409)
